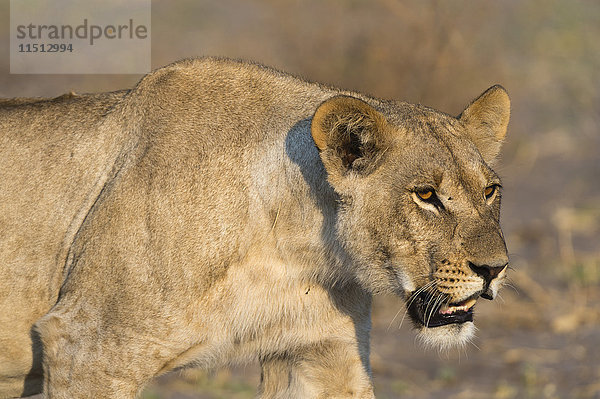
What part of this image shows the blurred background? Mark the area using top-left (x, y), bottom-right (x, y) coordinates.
top-left (2, 0), bottom-right (599, 398)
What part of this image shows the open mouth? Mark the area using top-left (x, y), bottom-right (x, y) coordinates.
top-left (406, 291), bottom-right (477, 328)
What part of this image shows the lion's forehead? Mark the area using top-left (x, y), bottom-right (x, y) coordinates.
top-left (388, 127), bottom-right (495, 197)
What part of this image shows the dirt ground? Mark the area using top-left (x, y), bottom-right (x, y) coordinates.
top-left (2, 1), bottom-right (598, 398)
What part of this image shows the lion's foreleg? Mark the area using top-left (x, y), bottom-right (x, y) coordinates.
top-left (35, 313), bottom-right (143, 399)
top-left (35, 297), bottom-right (176, 399)
top-left (258, 340), bottom-right (375, 399)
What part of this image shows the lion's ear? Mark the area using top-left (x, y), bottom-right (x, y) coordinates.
top-left (311, 96), bottom-right (390, 190)
top-left (459, 85), bottom-right (510, 164)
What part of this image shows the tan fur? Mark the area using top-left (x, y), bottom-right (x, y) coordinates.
top-left (0, 57), bottom-right (510, 398)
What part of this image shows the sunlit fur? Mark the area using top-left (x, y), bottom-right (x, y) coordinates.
top-left (0, 58), bottom-right (509, 398)
top-left (418, 322), bottom-right (477, 353)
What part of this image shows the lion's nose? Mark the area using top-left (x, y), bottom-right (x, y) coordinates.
top-left (468, 261), bottom-right (507, 286)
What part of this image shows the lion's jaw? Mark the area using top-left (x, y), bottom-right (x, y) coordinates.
top-left (417, 321), bottom-right (477, 351)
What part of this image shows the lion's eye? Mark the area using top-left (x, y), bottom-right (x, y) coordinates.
top-left (484, 185), bottom-right (497, 200)
top-left (416, 189), bottom-right (435, 201)
top-left (413, 187), bottom-right (444, 211)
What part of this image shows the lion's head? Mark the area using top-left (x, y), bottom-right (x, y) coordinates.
top-left (311, 86), bottom-right (510, 349)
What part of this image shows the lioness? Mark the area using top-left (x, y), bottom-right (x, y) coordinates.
top-left (0, 58), bottom-right (510, 398)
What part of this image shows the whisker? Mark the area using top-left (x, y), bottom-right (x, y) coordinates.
top-left (425, 292), bottom-right (445, 327)
top-left (469, 340), bottom-right (481, 351)
top-left (424, 294), bottom-right (437, 326)
top-left (503, 279), bottom-right (519, 295)
top-left (496, 292), bottom-right (505, 304)
top-left (387, 306), bottom-right (405, 331)
top-left (401, 283), bottom-right (436, 329)
top-left (398, 308), bottom-right (408, 330)
top-left (404, 281), bottom-right (436, 309)
top-left (399, 283), bottom-right (435, 330)
top-left (406, 285), bottom-right (434, 310)
top-left (395, 281), bottom-right (436, 330)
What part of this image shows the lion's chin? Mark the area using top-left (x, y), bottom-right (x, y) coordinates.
top-left (417, 321), bottom-right (476, 352)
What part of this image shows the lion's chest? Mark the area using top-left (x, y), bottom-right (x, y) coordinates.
top-left (186, 252), bottom-right (358, 366)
